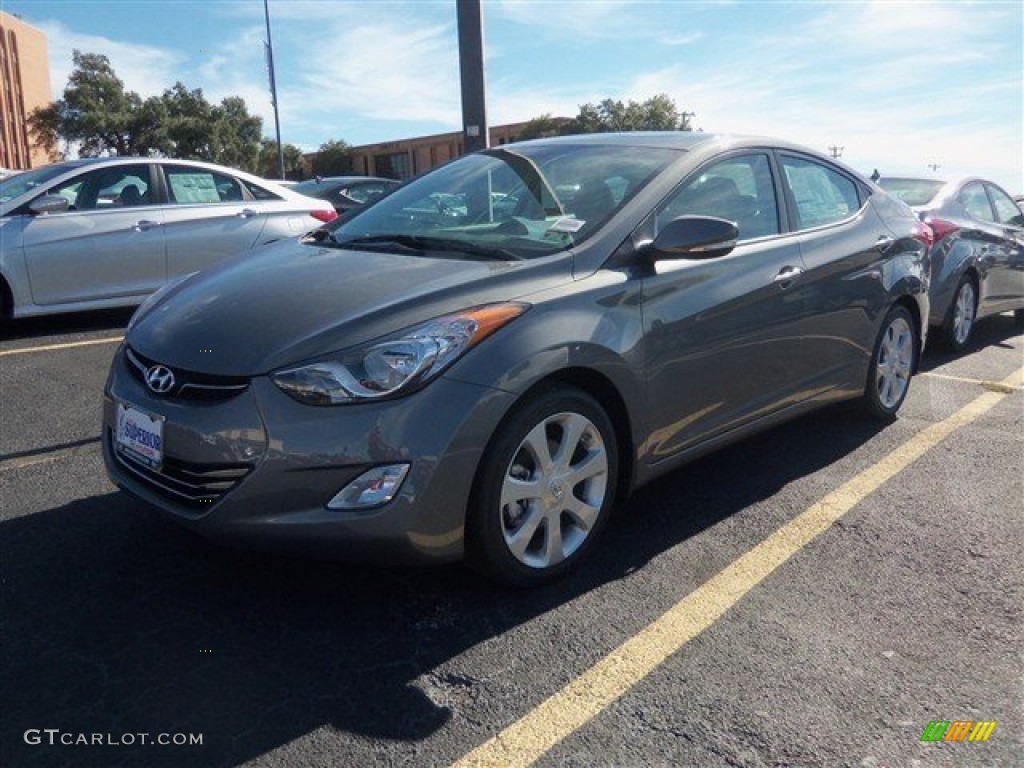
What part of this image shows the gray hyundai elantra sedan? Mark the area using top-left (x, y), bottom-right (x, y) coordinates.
top-left (103, 133), bottom-right (931, 586)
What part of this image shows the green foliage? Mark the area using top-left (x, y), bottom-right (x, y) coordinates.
top-left (517, 114), bottom-right (570, 141)
top-left (310, 139), bottom-right (353, 177)
top-left (28, 51), bottom-right (144, 157)
top-left (566, 94), bottom-right (694, 134)
top-left (257, 139), bottom-right (304, 179)
top-left (28, 50), bottom-right (271, 172)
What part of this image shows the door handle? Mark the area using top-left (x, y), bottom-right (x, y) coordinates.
top-left (772, 266), bottom-right (804, 289)
top-left (132, 220), bottom-right (161, 232)
top-left (875, 235), bottom-right (896, 252)
top-left (237, 208), bottom-right (260, 219)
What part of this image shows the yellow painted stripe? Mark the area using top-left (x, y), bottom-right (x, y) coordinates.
top-left (452, 368), bottom-right (1022, 768)
top-left (921, 371), bottom-right (1024, 391)
top-left (0, 336), bottom-right (124, 357)
top-left (968, 720), bottom-right (997, 742)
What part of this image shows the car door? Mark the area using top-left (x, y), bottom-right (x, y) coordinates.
top-left (981, 182), bottom-right (1024, 311)
top-left (777, 153), bottom-right (893, 392)
top-left (159, 164), bottom-right (270, 277)
top-left (21, 163), bottom-right (165, 306)
top-left (640, 152), bottom-right (809, 459)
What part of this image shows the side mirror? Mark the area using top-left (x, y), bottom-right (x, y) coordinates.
top-left (645, 215), bottom-right (739, 260)
top-left (30, 194), bottom-right (70, 215)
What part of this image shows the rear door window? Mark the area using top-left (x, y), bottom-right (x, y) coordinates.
top-left (780, 155), bottom-right (862, 230)
top-left (959, 182), bottom-right (995, 222)
top-left (164, 167), bottom-right (246, 204)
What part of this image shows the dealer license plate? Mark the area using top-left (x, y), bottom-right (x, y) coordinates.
top-left (115, 402), bottom-right (165, 470)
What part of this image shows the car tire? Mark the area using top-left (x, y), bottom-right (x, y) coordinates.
top-left (862, 305), bottom-right (917, 420)
top-left (465, 386), bottom-right (619, 587)
top-left (940, 275), bottom-right (977, 352)
top-left (1014, 308), bottom-right (1023, 326)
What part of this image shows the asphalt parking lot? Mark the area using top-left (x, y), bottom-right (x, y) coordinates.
top-left (1, 310), bottom-right (1021, 768)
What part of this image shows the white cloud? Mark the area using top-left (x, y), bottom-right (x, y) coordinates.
top-left (37, 20), bottom-right (186, 100)
top-left (494, 0), bottom-right (642, 38)
top-left (658, 32), bottom-right (703, 47)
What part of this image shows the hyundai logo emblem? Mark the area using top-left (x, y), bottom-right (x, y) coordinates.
top-left (145, 365), bottom-right (176, 394)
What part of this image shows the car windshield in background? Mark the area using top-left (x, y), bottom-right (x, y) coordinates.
top-left (0, 162), bottom-right (90, 204)
top-left (877, 177), bottom-right (945, 206)
top-left (322, 144), bottom-right (681, 259)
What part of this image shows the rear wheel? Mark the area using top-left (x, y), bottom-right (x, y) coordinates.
top-left (466, 386), bottom-right (618, 587)
top-left (940, 276), bottom-right (977, 352)
top-left (862, 305), bottom-right (917, 419)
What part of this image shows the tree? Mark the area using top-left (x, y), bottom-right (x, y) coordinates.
top-left (310, 139), bottom-right (353, 177)
top-left (516, 114), bottom-right (570, 141)
top-left (257, 139), bottom-right (304, 179)
top-left (212, 96), bottom-right (264, 172)
top-left (28, 51), bottom-right (266, 171)
top-left (566, 94), bottom-right (694, 135)
top-left (29, 50), bottom-right (146, 157)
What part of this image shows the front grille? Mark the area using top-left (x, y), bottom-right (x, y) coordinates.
top-left (110, 429), bottom-right (253, 509)
top-left (125, 346), bottom-right (249, 402)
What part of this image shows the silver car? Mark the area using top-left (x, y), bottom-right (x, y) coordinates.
top-left (878, 176), bottom-right (1024, 350)
top-left (0, 157), bottom-right (338, 318)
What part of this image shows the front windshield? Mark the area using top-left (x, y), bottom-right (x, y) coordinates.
top-left (0, 163), bottom-right (84, 204)
top-left (323, 143), bottom-right (680, 259)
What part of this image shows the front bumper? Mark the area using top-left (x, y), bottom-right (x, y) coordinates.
top-left (102, 345), bottom-right (516, 564)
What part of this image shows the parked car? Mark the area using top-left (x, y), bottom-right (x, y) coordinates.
top-left (878, 176), bottom-right (1024, 350)
top-left (103, 133), bottom-right (930, 586)
top-left (0, 157), bottom-right (338, 319)
top-left (290, 175), bottom-right (399, 215)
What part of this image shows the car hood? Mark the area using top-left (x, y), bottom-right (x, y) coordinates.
top-left (128, 239), bottom-right (572, 375)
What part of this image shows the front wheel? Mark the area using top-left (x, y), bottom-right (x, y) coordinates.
top-left (465, 386), bottom-right (619, 587)
top-left (862, 305), bottom-right (917, 420)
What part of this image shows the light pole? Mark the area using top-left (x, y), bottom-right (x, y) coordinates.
top-left (457, 0), bottom-right (488, 154)
top-left (828, 145), bottom-right (844, 159)
top-left (264, 0), bottom-right (285, 179)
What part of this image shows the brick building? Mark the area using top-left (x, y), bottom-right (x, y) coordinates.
top-left (0, 12), bottom-right (55, 170)
top-left (303, 118), bottom-right (571, 180)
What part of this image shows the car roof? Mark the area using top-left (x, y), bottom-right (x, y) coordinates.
top-left (0, 156), bottom-right (332, 213)
top-left (297, 176), bottom-right (396, 184)
top-left (508, 131), bottom-right (812, 153)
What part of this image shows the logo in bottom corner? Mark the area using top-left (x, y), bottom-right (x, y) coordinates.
top-left (920, 720), bottom-right (996, 742)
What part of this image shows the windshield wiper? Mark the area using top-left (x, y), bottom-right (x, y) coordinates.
top-left (335, 234), bottom-right (521, 261)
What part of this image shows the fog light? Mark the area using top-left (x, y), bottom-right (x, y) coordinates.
top-left (327, 464), bottom-right (410, 510)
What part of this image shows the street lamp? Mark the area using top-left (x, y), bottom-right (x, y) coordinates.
top-left (264, 0), bottom-right (285, 179)
top-left (457, 0), bottom-right (488, 154)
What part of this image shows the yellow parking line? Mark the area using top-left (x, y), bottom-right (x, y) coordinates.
top-left (921, 371), bottom-right (1024, 391)
top-left (0, 336), bottom-right (124, 357)
top-left (451, 368), bottom-right (1022, 768)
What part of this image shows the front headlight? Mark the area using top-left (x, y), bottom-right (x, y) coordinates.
top-left (271, 302), bottom-right (528, 405)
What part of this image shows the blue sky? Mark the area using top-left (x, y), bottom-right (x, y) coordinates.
top-left (6, 0), bottom-right (1022, 192)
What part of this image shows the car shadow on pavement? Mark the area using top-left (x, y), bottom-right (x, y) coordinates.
top-left (0, 308), bottom-right (134, 342)
top-left (1, 405), bottom-right (887, 768)
top-left (918, 312), bottom-right (1022, 372)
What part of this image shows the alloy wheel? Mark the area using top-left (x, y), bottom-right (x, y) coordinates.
top-left (499, 411), bottom-right (609, 570)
